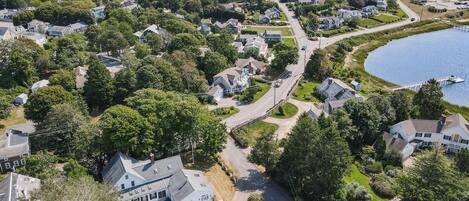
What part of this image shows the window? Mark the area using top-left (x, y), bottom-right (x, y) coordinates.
top-left (415, 133), bottom-right (422, 137)
top-left (20, 159), bottom-right (25, 165)
top-left (121, 184), bottom-right (125, 190)
top-left (150, 192), bottom-right (158, 199)
top-left (5, 162), bottom-right (10, 169)
top-left (13, 160), bottom-right (19, 167)
top-left (131, 181), bottom-right (135, 187)
top-left (125, 175), bottom-right (129, 180)
top-left (444, 135), bottom-right (451, 140)
top-left (158, 190), bottom-right (166, 198)
top-left (460, 139), bottom-right (469, 145)
top-left (424, 133), bottom-right (432, 138)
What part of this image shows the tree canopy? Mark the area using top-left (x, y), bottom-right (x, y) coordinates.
top-left (413, 79), bottom-right (445, 119)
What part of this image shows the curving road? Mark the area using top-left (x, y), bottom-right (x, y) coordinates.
top-left (222, 1), bottom-right (419, 201)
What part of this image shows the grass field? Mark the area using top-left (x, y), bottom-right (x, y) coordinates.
top-left (253, 81), bottom-right (271, 102)
top-left (279, 12), bottom-right (288, 21)
top-left (345, 164), bottom-right (388, 201)
top-left (212, 107), bottom-right (240, 119)
top-left (244, 25), bottom-right (293, 36)
top-left (358, 18), bottom-right (382, 28)
top-left (390, 9), bottom-right (407, 18)
top-left (244, 120), bottom-right (279, 146)
top-left (372, 14), bottom-right (400, 23)
top-left (282, 37), bottom-right (297, 47)
top-left (0, 107), bottom-right (27, 134)
top-left (292, 81), bottom-right (321, 103)
top-left (271, 102), bottom-right (299, 119)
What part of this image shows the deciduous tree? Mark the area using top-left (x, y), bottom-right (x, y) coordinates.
top-left (49, 70), bottom-right (76, 92)
top-left (84, 58), bottom-right (115, 111)
top-left (24, 86), bottom-right (78, 123)
top-left (413, 79), bottom-right (445, 119)
top-left (249, 131), bottom-right (280, 174)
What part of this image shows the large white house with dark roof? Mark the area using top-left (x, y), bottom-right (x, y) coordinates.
top-left (102, 152), bottom-right (213, 201)
top-left (386, 113), bottom-right (469, 160)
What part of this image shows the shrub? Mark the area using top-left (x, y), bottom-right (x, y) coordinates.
top-left (346, 182), bottom-right (372, 201)
top-left (278, 105), bottom-right (285, 116)
top-left (232, 128), bottom-right (249, 148)
top-left (383, 150), bottom-right (402, 167)
top-left (304, 94), bottom-right (312, 100)
top-left (365, 161), bottom-right (383, 174)
top-left (371, 174), bottom-right (395, 198)
top-left (241, 29), bottom-right (258, 34)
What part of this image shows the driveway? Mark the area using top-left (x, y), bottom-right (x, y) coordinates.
top-left (263, 99), bottom-right (316, 139)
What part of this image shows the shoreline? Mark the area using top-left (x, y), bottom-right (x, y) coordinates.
top-left (327, 20), bottom-right (469, 119)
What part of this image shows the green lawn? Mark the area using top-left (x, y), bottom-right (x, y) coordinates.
top-left (253, 81), bottom-right (271, 102)
top-left (358, 18), bottom-right (382, 28)
top-left (212, 107), bottom-right (240, 119)
top-left (244, 121), bottom-right (279, 146)
top-left (271, 102), bottom-right (299, 119)
top-left (244, 26), bottom-right (293, 36)
top-left (390, 9), bottom-right (407, 18)
top-left (278, 12), bottom-right (288, 21)
top-left (282, 38), bottom-right (297, 47)
top-left (345, 164), bottom-right (388, 201)
top-left (292, 81), bottom-right (321, 103)
top-left (372, 14), bottom-right (400, 23)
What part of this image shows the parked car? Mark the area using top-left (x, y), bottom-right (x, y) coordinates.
top-left (411, 18), bottom-right (416, 21)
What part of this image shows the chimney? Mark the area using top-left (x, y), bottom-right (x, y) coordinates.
top-left (149, 153), bottom-right (155, 163)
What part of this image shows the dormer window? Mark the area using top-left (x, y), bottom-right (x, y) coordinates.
top-left (415, 133), bottom-right (422, 137)
top-left (125, 175), bottom-right (129, 180)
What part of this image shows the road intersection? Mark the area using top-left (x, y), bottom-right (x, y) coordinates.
top-left (222, 1), bottom-right (419, 200)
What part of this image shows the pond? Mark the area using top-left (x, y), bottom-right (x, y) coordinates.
top-left (365, 28), bottom-right (469, 107)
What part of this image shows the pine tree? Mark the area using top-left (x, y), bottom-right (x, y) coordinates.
top-left (84, 58), bottom-right (115, 112)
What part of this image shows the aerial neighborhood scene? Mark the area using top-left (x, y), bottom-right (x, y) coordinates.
top-left (0, 0), bottom-right (469, 200)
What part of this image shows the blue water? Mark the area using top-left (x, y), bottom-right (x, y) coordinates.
top-left (365, 28), bottom-right (469, 107)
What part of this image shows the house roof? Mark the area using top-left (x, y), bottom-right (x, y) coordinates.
top-left (442, 113), bottom-right (469, 134)
top-left (169, 169), bottom-right (211, 201)
top-left (31, 79), bottom-right (49, 92)
top-left (47, 25), bottom-right (70, 33)
top-left (394, 119), bottom-right (441, 134)
top-left (235, 57), bottom-right (266, 71)
top-left (383, 131), bottom-right (410, 153)
top-left (101, 152), bottom-right (184, 186)
top-left (68, 22), bottom-right (87, 30)
top-left (0, 173), bottom-right (40, 201)
top-left (213, 67), bottom-right (242, 85)
top-left (0, 27), bottom-right (8, 36)
top-left (317, 78), bottom-right (356, 101)
top-left (0, 124), bottom-right (33, 159)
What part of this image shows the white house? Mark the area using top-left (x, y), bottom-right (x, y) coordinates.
top-left (27, 19), bottom-right (49, 34)
top-left (243, 35), bottom-right (269, 58)
top-left (387, 113), bottom-right (469, 160)
top-left (47, 25), bottom-right (72, 37)
top-left (214, 18), bottom-right (242, 34)
top-left (90, 6), bottom-right (106, 19)
top-left (0, 173), bottom-right (40, 200)
top-left (336, 9), bottom-right (362, 21)
top-left (319, 17), bottom-right (342, 30)
top-left (68, 22), bottom-right (88, 33)
top-left (0, 9), bottom-right (17, 22)
top-left (133, 24), bottom-right (171, 42)
top-left (362, 5), bottom-right (379, 17)
top-left (212, 67), bottom-right (249, 94)
top-left (298, 0), bottom-right (321, 4)
top-left (317, 78), bottom-right (364, 114)
top-left (376, 0), bottom-right (388, 10)
top-left (15, 93), bottom-right (28, 105)
top-left (101, 152), bottom-right (213, 201)
top-left (31, 79), bottom-right (49, 92)
top-left (262, 30), bottom-right (282, 42)
top-left (259, 7), bottom-right (281, 23)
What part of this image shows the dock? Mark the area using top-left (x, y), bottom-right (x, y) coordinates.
top-left (454, 25), bottom-right (469, 32)
top-left (392, 76), bottom-right (465, 92)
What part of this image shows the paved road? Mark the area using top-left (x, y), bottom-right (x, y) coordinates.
top-left (222, 1), bottom-right (419, 201)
